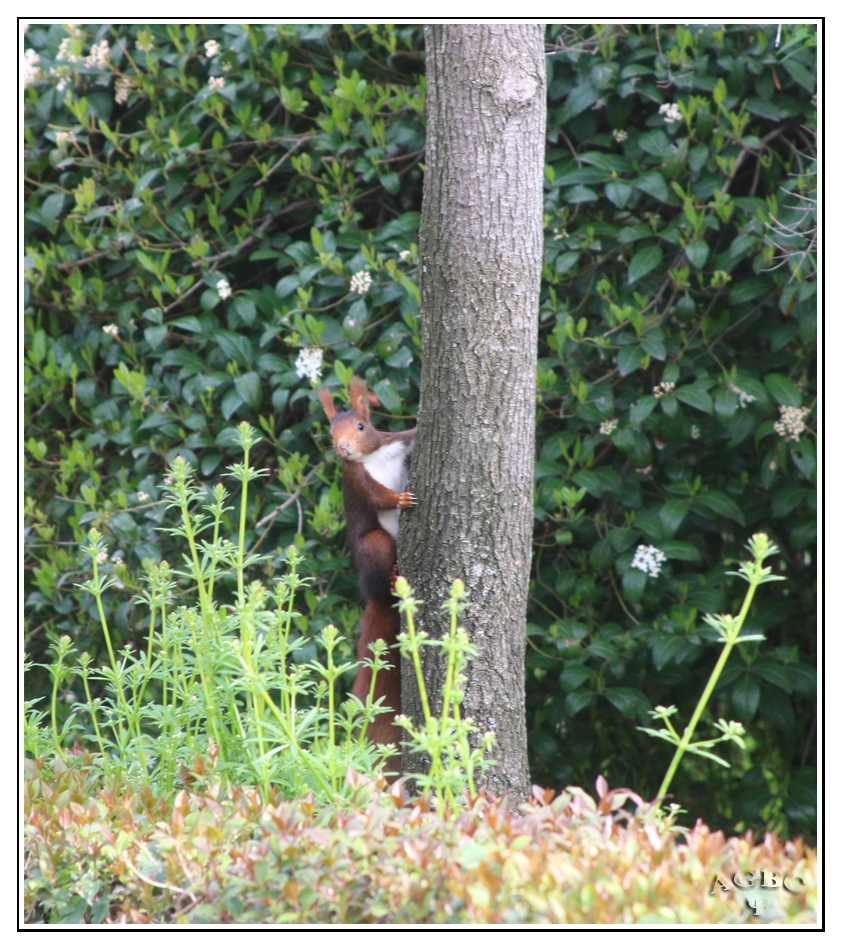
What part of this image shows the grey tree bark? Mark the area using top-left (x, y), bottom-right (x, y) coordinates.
top-left (398, 24), bottom-right (546, 800)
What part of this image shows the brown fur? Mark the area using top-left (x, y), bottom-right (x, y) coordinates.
top-left (317, 378), bottom-right (416, 774)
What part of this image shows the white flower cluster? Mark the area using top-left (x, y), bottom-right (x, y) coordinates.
top-left (208, 76), bottom-right (226, 91)
top-left (728, 383), bottom-right (756, 408)
top-left (86, 40), bottom-right (110, 70)
top-left (216, 277), bottom-right (231, 299)
top-left (103, 323), bottom-right (119, 337)
top-left (612, 129), bottom-right (628, 143)
top-left (114, 75), bottom-right (132, 104)
top-left (222, 61), bottom-right (232, 72)
top-left (399, 249), bottom-right (412, 263)
top-left (599, 418), bottom-right (618, 436)
top-left (112, 556), bottom-right (124, 567)
top-left (350, 270), bottom-right (372, 295)
top-left (632, 544), bottom-right (667, 578)
top-left (552, 227), bottom-right (569, 240)
top-left (96, 548), bottom-right (109, 564)
top-left (653, 381), bottom-right (675, 399)
top-left (204, 40), bottom-right (220, 58)
top-left (55, 131), bottom-right (75, 147)
top-left (295, 347), bottom-right (323, 384)
top-left (138, 491), bottom-right (149, 502)
top-left (23, 48), bottom-right (41, 86)
top-left (57, 37), bottom-right (78, 63)
top-left (659, 102), bottom-right (682, 123)
top-left (773, 405), bottom-right (811, 442)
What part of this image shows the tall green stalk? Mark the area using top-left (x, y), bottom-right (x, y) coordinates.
top-left (394, 577), bottom-right (492, 814)
top-left (233, 423), bottom-right (269, 791)
top-left (641, 533), bottom-right (784, 803)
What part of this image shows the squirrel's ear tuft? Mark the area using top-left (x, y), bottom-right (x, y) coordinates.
top-left (349, 376), bottom-right (371, 422)
top-left (317, 387), bottom-right (336, 421)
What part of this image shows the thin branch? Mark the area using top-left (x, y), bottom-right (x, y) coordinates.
top-left (722, 124), bottom-right (790, 196)
top-left (253, 471), bottom-right (320, 531)
top-left (608, 569), bottom-right (640, 626)
top-left (193, 213), bottom-right (274, 269)
top-left (254, 138), bottom-right (309, 186)
top-left (57, 249), bottom-right (114, 272)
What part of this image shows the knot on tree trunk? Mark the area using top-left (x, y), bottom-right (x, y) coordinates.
top-left (496, 70), bottom-right (539, 108)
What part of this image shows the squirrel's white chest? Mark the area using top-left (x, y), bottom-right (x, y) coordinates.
top-left (362, 441), bottom-right (412, 539)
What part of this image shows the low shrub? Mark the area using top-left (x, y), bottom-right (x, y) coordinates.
top-left (24, 763), bottom-right (816, 925)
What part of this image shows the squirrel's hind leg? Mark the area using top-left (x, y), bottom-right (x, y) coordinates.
top-left (355, 528), bottom-right (396, 604)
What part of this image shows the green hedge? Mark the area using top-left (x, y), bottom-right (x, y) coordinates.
top-left (24, 24), bottom-right (816, 837)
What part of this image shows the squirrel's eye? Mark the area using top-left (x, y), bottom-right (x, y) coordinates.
top-left (357, 423), bottom-right (364, 431)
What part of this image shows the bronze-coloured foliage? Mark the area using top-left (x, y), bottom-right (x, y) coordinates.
top-left (24, 756), bottom-right (816, 925)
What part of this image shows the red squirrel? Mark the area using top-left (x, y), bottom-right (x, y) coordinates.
top-left (317, 377), bottom-right (416, 763)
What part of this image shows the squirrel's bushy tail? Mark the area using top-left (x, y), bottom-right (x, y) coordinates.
top-left (353, 597), bottom-right (402, 759)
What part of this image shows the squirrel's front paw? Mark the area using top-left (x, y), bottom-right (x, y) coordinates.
top-left (396, 491), bottom-right (417, 509)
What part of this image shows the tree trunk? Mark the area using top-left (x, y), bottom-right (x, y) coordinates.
top-left (398, 24), bottom-right (545, 800)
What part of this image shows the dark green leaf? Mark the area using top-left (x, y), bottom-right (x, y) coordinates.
top-left (684, 240), bottom-right (709, 269)
top-left (220, 389), bottom-right (243, 420)
top-left (604, 687), bottom-right (651, 720)
top-left (559, 81), bottom-right (600, 123)
top-left (385, 346), bottom-right (414, 368)
top-left (630, 395), bottom-right (657, 424)
top-left (565, 689), bottom-right (596, 716)
top-left (660, 541), bottom-right (701, 561)
top-left (605, 181), bottom-right (633, 208)
top-left (764, 373), bottom-right (802, 407)
top-left (631, 171), bottom-right (669, 203)
top-left (729, 277), bottom-right (768, 305)
top-left (379, 171), bottom-right (400, 194)
top-left (40, 192), bottom-right (67, 232)
top-left (559, 663), bottom-right (593, 691)
top-left (372, 379), bottom-right (400, 413)
top-left (628, 244), bottom-right (663, 284)
top-left (641, 330), bottom-right (666, 360)
top-left (580, 151), bottom-right (633, 173)
top-left (234, 297), bottom-right (257, 324)
top-left (554, 251), bottom-right (581, 274)
top-left (675, 385), bottom-right (713, 414)
top-left (659, 499), bottom-right (689, 535)
top-left (782, 59), bottom-right (816, 93)
top-left (200, 452), bottom-right (222, 476)
top-left (275, 275), bottom-right (299, 298)
top-left (694, 490), bottom-right (746, 525)
top-left (732, 675), bottom-right (761, 720)
top-left (637, 129), bottom-right (670, 157)
top-left (772, 486), bottom-right (807, 518)
top-left (617, 345), bottom-right (645, 376)
top-left (622, 569), bottom-right (648, 602)
top-left (752, 659), bottom-right (793, 692)
top-left (564, 185), bottom-right (599, 204)
top-left (144, 325), bottom-right (167, 348)
top-left (234, 371), bottom-right (262, 410)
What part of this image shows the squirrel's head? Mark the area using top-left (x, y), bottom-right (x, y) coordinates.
top-left (317, 377), bottom-right (382, 461)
